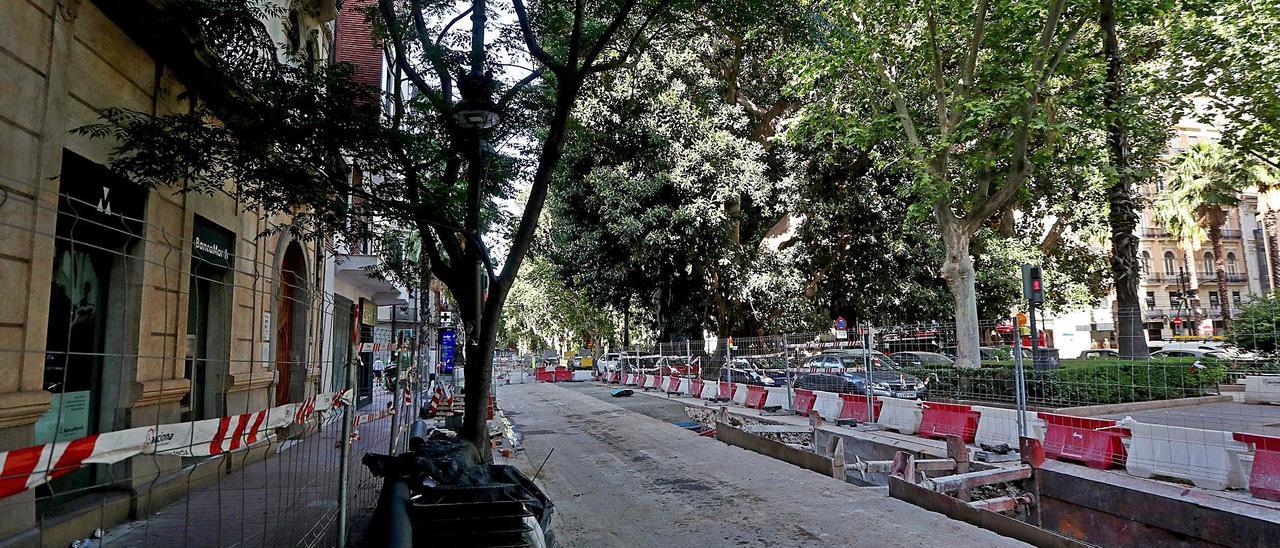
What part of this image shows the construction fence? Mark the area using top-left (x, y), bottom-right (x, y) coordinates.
top-left (0, 171), bottom-right (440, 546)
top-left (568, 313), bottom-right (1280, 504)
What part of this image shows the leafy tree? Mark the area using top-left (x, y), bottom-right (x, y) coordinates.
top-left (498, 258), bottom-right (617, 353)
top-left (1228, 291), bottom-right (1280, 355)
top-left (78, 0), bottom-right (678, 453)
top-left (1170, 0), bottom-right (1280, 170)
top-left (800, 0), bottom-right (1099, 367)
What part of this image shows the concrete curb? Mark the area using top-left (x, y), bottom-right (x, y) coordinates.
top-left (1054, 395), bottom-right (1232, 417)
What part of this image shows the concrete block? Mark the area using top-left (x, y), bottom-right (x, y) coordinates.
top-left (973, 405), bottom-right (1043, 448)
top-left (877, 397), bottom-right (923, 435)
top-left (1125, 421), bottom-right (1250, 491)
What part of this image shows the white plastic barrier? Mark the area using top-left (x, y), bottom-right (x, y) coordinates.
top-left (812, 391), bottom-right (843, 421)
top-left (877, 397), bottom-right (923, 435)
top-left (765, 387), bottom-right (791, 409)
top-left (1244, 376), bottom-right (1280, 404)
top-left (647, 375), bottom-right (662, 389)
top-left (699, 381), bottom-right (718, 400)
top-left (571, 370), bottom-right (593, 381)
top-left (1125, 421), bottom-right (1251, 491)
top-left (625, 374), bottom-right (637, 385)
top-left (973, 405), bottom-right (1043, 448)
top-left (731, 383), bottom-right (749, 405)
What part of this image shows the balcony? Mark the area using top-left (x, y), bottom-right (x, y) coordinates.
top-left (1222, 229), bottom-right (1242, 239)
top-left (1141, 227), bottom-right (1171, 238)
top-left (1199, 272), bottom-right (1249, 283)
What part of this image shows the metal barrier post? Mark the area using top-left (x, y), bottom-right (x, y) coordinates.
top-left (864, 322), bottom-right (874, 423)
top-left (1012, 323), bottom-right (1028, 438)
top-left (337, 341), bottom-right (358, 547)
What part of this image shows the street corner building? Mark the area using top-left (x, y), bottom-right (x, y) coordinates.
top-left (0, 1), bottom-right (409, 544)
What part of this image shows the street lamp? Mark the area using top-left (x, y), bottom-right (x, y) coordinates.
top-left (453, 72), bottom-right (499, 130)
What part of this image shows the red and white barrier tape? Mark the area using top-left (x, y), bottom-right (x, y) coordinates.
top-left (0, 389), bottom-right (353, 500)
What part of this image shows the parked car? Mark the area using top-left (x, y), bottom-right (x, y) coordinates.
top-left (718, 359), bottom-right (782, 387)
top-left (791, 370), bottom-right (925, 399)
top-left (890, 351), bottom-right (954, 367)
top-left (1078, 349), bottom-right (1120, 360)
top-left (938, 346), bottom-right (1025, 361)
top-left (1150, 348), bottom-right (1229, 360)
top-left (818, 348), bottom-right (900, 369)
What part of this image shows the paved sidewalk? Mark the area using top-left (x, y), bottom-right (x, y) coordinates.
top-left (102, 393), bottom-right (395, 547)
top-left (500, 381), bottom-right (1026, 547)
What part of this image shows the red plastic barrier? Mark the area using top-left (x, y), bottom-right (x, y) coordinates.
top-left (918, 402), bottom-right (981, 443)
top-left (1039, 413), bottom-right (1129, 470)
top-left (609, 371), bottom-right (621, 384)
top-left (535, 369), bottom-right (554, 382)
top-left (690, 379), bottom-right (706, 399)
top-left (793, 389), bottom-right (816, 416)
top-left (667, 376), bottom-right (682, 394)
top-left (744, 385), bottom-right (769, 409)
top-left (638, 374), bottom-right (649, 388)
top-left (1233, 432), bottom-right (1280, 501)
top-left (838, 394), bottom-right (882, 423)
top-left (554, 368), bottom-right (572, 382)
top-left (717, 382), bottom-right (737, 400)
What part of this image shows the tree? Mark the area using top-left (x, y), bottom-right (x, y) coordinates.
top-left (78, 0), bottom-right (678, 454)
top-left (1157, 142), bottom-right (1250, 329)
top-left (1227, 290), bottom-right (1280, 355)
top-left (804, 0), bottom-right (1096, 367)
top-left (1170, 0), bottom-right (1280, 170)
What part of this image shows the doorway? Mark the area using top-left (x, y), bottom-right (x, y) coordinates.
top-left (275, 242), bottom-right (308, 405)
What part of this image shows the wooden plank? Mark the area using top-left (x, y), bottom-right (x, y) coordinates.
top-left (715, 422), bottom-right (836, 477)
top-left (740, 425), bottom-right (813, 434)
top-left (929, 466), bottom-right (1033, 494)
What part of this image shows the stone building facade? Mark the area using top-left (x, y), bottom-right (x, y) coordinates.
top-left (0, 0), bottom-right (386, 544)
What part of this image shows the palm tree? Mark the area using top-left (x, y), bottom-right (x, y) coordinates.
top-left (1156, 142), bottom-right (1245, 330)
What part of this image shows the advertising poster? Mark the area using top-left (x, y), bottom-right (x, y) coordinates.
top-left (440, 328), bottom-right (457, 374)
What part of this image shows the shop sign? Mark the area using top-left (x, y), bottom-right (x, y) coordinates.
top-left (192, 216), bottom-right (235, 270)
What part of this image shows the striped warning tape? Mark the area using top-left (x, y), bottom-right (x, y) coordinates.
top-left (0, 389), bottom-right (353, 500)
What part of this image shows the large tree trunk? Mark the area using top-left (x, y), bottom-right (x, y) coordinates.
top-left (1266, 210), bottom-right (1280, 291)
top-left (1101, 0), bottom-right (1149, 358)
top-left (940, 218), bottom-right (981, 368)
top-left (1210, 225), bottom-right (1232, 329)
top-left (1181, 244), bottom-right (1202, 334)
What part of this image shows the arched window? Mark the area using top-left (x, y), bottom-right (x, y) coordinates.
top-left (1227, 252), bottom-right (1238, 275)
top-left (1203, 252), bottom-right (1215, 274)
top-left (1141, 251), bottom-right (1152, 276)
top-left (1164, 251), bottom-right (1176, 275)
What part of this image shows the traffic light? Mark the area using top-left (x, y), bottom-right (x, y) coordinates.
top-left (1021, 264), bottom-right (1044, 304)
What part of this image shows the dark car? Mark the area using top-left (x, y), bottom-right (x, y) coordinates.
top-left (797, 354), bottom-right (925, 398)
top-left (792, 370), bottom-right (925, 399)
top-left (939, 346), bottom-right (1021, 361)
top-left (1078, 349), bottom-right (1120, 360)
top-left (890, 351), bottom-right (954, 367)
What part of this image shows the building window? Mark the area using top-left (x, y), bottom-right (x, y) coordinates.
top-left (1145, 291), bottom-right (1156, 310)
top-left (1164, 251), bottom-right (1176, 275)
top-left (1141, 251), bottom-right (1151, 276)
top-left (1209, 291), bottom-right (1220, 308)
top-left (1233, 291), bottom-right (1242, 307)
top-left (1203, 251), bottom-right (1215, 274)
top-left (1227, 252), bottom-right (1238, 275)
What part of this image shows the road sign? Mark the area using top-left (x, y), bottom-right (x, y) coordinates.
top-left (834, 316), bottom-right (848, 330)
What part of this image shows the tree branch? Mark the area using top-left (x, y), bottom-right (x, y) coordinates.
top-left (586, 0), bottom-right (674, 73)
top-left (512, 0), bottom-right (564, 73)
top-left (926, 3), bottom-right (949, 133)
top-left (437, 5), bottom-right (474, 44)
top-left (379, 0), bottom-right (448, 111)
top-left (496, 67), bottom-right (545, 109)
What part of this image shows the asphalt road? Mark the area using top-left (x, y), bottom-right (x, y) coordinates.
top-left (499, 381), bottom-right (1026, 547)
